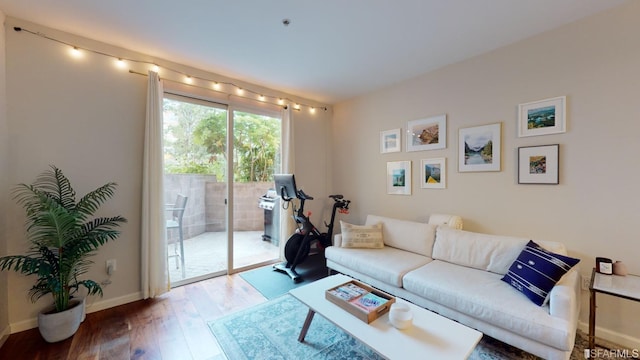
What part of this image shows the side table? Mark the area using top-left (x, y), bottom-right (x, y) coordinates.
top-left (589, 268), bottom-right (640, 349)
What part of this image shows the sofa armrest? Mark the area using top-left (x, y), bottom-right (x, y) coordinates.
top-left (333, 234), bottom-right (343, 247)
top-left (549, 269), bottom-right (580, 322)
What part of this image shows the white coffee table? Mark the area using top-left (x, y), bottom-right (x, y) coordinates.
top-left (289, 274), bottom-right (482, 360)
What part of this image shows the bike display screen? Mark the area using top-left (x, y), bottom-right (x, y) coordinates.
top-left (274, 174), bottom-right (298, 200)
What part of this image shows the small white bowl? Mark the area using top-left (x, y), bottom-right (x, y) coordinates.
top-left (389, 302), bottom-right (413, 330)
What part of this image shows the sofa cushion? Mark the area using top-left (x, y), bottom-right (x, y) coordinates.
top-left (501, 240), bottom-right (580, 306)
top-left (428, 213), bottom-right (463, 229)
top-left (325, 245), bottom-right (431, 287)
top-left (432, 227), bottom-right (529, 274)
top-left (403, 260), bottom-right (574, 351)
top-left (365, 215), bottom-right (437, 257)
top-left (340, 221), bottom-right (384, 249)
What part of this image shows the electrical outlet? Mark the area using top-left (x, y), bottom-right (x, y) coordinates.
top-left (581, 275), bottom-right (591, 291)
top-left (106, 259), bottom-right (117, 275)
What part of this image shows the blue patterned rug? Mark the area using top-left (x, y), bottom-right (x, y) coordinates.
top-left (208, 294), bottom-right (595, 360)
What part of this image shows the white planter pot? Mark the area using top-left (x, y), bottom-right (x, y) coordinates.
top-left (37, 298), bottom-right (85, 343)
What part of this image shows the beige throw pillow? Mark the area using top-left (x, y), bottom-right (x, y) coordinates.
top-left (340, 221), bottom-right (384, 249)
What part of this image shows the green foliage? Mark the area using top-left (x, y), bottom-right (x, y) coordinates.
top-left (0, 166), bottom-right (127, 313)
top-left (163, 99), bottom-right (222, 176)
top-left (192, 111), bottom-right (227, 157)
top-left (164, 98), bottom-right (281, 182)
top-left (194, 111), bottom-right (281, 182)
top-left (165, 162), bottom-right (217, 175)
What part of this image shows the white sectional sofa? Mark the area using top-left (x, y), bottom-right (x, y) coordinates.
top-left (325, 214), bottom-right (581, 360)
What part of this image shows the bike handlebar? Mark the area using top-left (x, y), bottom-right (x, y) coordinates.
top-left (290, 190), bottom-right (349, 210)
top-left (297, 189), bottom-right (314, 200)
top-left (329, 195), bottom-right (350, 210)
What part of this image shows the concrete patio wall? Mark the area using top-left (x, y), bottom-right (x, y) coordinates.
top-left (164, 174), bottom-right (271, 239)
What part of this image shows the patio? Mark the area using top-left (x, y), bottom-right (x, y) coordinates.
top-left (168, 231), bottom-right (280, 284)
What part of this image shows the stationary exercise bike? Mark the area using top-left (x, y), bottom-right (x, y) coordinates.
top-left (273, 174), bottom-right (350, 283)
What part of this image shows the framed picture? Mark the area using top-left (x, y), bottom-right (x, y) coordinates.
top-left (518, 144), bottom-right (559, 184)
top-left (421, 158), bottom-right (446, 189)
top-left (406, 114), bottom-right (446, 152)
top-left (380, 128), bottom-right (401, 153)
top-left (458, 123), bottom-right (501, 172)
top-left (387, 161), bottom-right (412, 195)
top-left (518, 96), bottom-right (566, 137)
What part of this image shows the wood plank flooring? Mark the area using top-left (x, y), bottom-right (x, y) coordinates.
top-left (0, 274), bottom-right (267, 360)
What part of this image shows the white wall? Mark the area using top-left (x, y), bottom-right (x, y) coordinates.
top-left (0, 11), bottom-right (10, 346)
top-left (5, 19), bottom-right (147, 331)
top-left (291, 107), bottom-right (333, 222)
top-left (332, 1), bottom-right (640, 347)
top-left (3, 17), bottom-right (330, 332)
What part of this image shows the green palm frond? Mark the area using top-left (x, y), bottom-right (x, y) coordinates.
top-left (66, 257), bottom-right (95, 280)
top-left (27, 206), bottom-right (78, 248)
top-left (38, 246), bottom-right (58, 278)
top-left (34, 165), bottom-right (77, 210)
top-left (65, 216), bottom-right (127, 255)
top-left (74, 279), bottom-right (103, 297)
top-left (75, 182), bottom-right (117, 221)
top-left (0, 255), bottom-right (43, 275)
top-left (0, 166), bottom-right (126, 313)
top-left (29, 280), bottom-right (57, 304)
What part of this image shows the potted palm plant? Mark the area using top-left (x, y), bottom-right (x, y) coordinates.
top-left (0, 166), bottom-right (127, 342)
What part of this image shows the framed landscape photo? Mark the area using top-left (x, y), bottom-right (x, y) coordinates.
top-left (458, 123), bottom-right (501, 172)
top-left (387, 161), bottom-right (411, 195)
top-left (518, 96), bottom-right (566, 137)
top-left (518, 144), bottom-right (559, 184)
top-left (380, 128), bottom-right (401, 153)
top-left (421, 158), bottom-right (446, 189)
top-left (406, 114), bottom-right (446, 152)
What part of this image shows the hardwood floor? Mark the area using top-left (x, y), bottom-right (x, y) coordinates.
top-left (0, 274), bottom-right (267, 360)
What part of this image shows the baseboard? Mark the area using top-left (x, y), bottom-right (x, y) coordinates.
top-left (10, 318), bottom-right (37, 334)
top-left (9, 291), bottom-right (143, 334)
top-left (578, 321), bottom-right (640, 350)
top-left (0, 324), bottom-right (10, 348)
top-left (85, 291), bottom-right (143, 314)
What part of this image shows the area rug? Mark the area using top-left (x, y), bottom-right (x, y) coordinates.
top-left (209, 294), bottom-right (599, 360)
top-left (240, 254), bottom-right (328, 299)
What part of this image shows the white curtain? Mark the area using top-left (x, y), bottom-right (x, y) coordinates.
top-left (141, 70), bottom-right (169, 298)
top-left (279, 106), bottom-right (296, 260)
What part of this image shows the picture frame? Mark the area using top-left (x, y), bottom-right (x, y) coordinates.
top-left (406, 114), bottom-right (446, 152)
top-left (420, 158), bottom-right (446, 189)
top-left (458, 123), bottom-right (501, 172)
top-left (518, 96), bottom-right (566, 137)
top-left (380, 128), bottom-right (401, 153)
top-left (387, 161), bottom-right (412, 195)
top-left (518, 144), bottom-right (559, 184)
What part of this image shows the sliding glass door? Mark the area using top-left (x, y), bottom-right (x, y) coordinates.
top-left (162, 94), bottom-right (281, 286)
top-left (230, 109), bottom-right (282, 272)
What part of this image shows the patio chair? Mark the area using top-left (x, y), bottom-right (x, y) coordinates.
top-left (166, 194), bottom-right (188, 278)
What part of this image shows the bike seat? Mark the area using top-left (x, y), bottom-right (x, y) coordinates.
top-left (329, 194), bottom-right (343, 200)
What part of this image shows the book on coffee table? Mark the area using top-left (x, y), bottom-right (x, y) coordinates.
top-left (349, 292), bottom-right (389, 312)
top-left (325, 279), bottom-right (395, 323)
top-left (327, 283), bottom-right (368, 301)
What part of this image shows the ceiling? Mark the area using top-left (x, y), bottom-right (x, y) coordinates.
top-left (0, 0), bottom-right (629, 104)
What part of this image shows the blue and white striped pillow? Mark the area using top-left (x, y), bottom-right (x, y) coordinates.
top-left (501, 240), bottom-right (580, 306)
